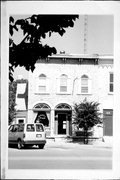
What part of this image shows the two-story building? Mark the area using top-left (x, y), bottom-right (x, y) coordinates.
top-left (15, 53), bottom-right (113, 139)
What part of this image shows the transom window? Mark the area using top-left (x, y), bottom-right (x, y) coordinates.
top-left (81, 75), bottom-right (88, 93)
top-left (109, 73), bottom-right (113, 93)
top-left (60, 74), bottom-right (67, 92)
top-left (55, 103), bottom-right (72, 110)
top-left (39, 74), bottom-right (46, 92)
top-left (33, 103), bottom-right (50, 111)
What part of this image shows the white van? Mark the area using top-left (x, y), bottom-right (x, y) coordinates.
top-left (8, 123), bottom-right (46, 149)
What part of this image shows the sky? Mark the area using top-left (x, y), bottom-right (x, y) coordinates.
top-left (12, 15), bottom-right (113, 80)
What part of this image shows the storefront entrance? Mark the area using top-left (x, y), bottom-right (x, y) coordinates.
top-left (58, 113), bottom-right (66, 134)
top-left (103, 109), bottom-right (113, 136)
top-left (55, 103), bottom-right (72, 136)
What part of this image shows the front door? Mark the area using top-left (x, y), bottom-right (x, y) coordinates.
top-left (58, 114), bottom-right (66, 134)
top-left (103, 109), bottom-right (113, 136)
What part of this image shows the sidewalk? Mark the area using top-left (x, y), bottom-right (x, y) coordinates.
top-left (46, 139), bottom-right (112, 149)
top-left (90, 140), bottom-right (113, 148)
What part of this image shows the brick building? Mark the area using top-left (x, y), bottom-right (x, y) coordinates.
top-left (15, 53), bottom-right (113, 138)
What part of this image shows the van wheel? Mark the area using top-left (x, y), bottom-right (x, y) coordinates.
top-left (38, 144), bottom-right (44, 149)
top-left (17, 140), bottom-right (23, 149)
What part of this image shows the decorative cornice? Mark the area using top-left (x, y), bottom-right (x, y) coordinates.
top-left (98, 65), bottom-right (113, 68)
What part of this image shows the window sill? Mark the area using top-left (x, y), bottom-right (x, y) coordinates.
top-left (108, 92), bottom-right (113, 95)
top-left (56, 93), bottom-right (71, 95)
top-left (77, 93), bottom-right (92, 95)
top-left (34, 93), bottom-right (50, 95)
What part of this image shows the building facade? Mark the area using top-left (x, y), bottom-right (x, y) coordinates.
top-left (15, 79), bottom-right (28, 124)
top-left (15, 54), bottom-right (113, 138)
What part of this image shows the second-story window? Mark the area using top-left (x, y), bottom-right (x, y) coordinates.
top-left (39, 74), bottom-right (46, 92)
top-left (60, 74), bottom-right (67, 92)
top-left (109, 73), bottom-right (113, 93)
top-left (81, 75), bottom-right (88, 93)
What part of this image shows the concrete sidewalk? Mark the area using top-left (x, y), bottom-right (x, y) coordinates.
top-left (90, 140), bottom-right (113, 148)
top-left (46, 139), bottom-right (112, 149)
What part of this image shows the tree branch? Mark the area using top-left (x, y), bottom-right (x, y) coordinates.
top-left (18, 33), bottom-right (30, 45)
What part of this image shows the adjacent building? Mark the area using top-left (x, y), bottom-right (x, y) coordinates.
top-left (15, 79), bottom-right (28, 124)
top-left (15, 53), bottom-right (113, 138)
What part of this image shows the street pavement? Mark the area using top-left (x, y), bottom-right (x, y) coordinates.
top-left (8, 140), bottom-right (112, 169)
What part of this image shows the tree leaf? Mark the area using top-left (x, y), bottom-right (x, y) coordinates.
top-left (10, 25), bottom-right (13, 36)
top-left (9, 16), bottom-right (14, 23)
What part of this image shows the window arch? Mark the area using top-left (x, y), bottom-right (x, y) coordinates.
top-left (39, 74), bottom-right (46, 78)
top-left (60, 74), bottom-right (68, 92)
top-left (55, 103), bottom-right (72, 111)
top-left (33, 103), bottom-right (51, 111)
top-left (81, 74), bottom-right (89, 93)
top-left (81, 75), bottom-right (88, 79)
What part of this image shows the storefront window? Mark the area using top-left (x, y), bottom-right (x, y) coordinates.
top-left (33, 103), bottom-right (51, 127)
top-left (35, 111), bottom-right (49, 126)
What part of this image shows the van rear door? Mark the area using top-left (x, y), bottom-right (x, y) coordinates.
top-left (25, 123), bottom-right (45, 141)
top-left (25, 124), bottom-right (36, 141)
top-left (35, 124), bottom-right (46, 140)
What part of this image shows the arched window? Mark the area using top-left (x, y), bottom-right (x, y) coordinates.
top-left (38, 74), bottom-right (46, 92)
top-left (60, 74), bottom-right (68, 92)
top-left (33, 103), bottom-right (51, 127)
top-left (33, 103), bottom-right (51, 111)
top-left (55, 103), bottom-right (72, 111)
top-left (39, 74), bottom-right (46, 78)
top-left (81, 75), bottom-right (89, 93)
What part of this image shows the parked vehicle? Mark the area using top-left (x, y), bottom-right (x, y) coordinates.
top-left (8, 123), bottom-right (46, 149)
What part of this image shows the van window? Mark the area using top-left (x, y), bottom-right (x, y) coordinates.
top-left (36, 124), bottom-right (44, 132)
top-left (13, 125), bottom-right (19, 132)
top-left (9, 125), bottom-right (14, 132)
top-left (26, 124), bottom-right (35, 132)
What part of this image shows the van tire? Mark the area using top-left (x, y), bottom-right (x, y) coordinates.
top-left (17, 140), bottom-right (23, 149)
top-left (38, 144), bottom-right (44, 149)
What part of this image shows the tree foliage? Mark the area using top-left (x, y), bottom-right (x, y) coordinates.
top-left (73, 100), bottom-right (102, 130)
top-left (9, 81), bottom-right (17, 124)
top-left (9, 15), bottom-right (79, 81)
top-left (73, 99), bottom-right (102, 144)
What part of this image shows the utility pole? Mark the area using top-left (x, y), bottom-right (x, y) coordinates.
top-left (84, 15), bottom-right (88, 54)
